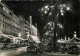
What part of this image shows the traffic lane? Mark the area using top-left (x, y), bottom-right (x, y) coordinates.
top-left (0, 47), bottom-right (79, 56)
top-left (18, 53), bottom-right (80, 56)
top-left (20, 53), bottom-right (41, 56)
top-left (1, 51), bottom-right (79, 56)
top-left (0, 47), bottom-right (27, 56)
top-left (42, 53), bottom-right (80, 56)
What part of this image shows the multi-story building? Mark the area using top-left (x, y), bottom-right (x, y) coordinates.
top-left (0, 2), bottom-right (40, 44)
top-left (0, 2), bottom-right (21, 43)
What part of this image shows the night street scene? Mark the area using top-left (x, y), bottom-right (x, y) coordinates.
top-left (0, 0), bottom-right (80, 56)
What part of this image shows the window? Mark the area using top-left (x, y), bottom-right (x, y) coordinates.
top-left (3, 7), bottom-right (9, 13)
top-left (0, 15), bottom-right (3, 21)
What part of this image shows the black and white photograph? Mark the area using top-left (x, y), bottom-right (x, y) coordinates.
top-left (0, 0), bottom-right (80, 56)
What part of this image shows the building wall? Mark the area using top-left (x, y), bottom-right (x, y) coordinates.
top-left (0, 2), bottom-right (40, 43)
top-left (0, 2), bottom-right (20, 37)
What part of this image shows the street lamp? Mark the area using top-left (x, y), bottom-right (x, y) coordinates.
top-left (67, 7), bottom-right (70, 10)
top-left (49, 12), bottom-right (52, 15)
top-left (57, 23), bottom-right (63, 28)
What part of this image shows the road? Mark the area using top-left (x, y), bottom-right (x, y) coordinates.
top-left (0, 47), bottom-right (27, 56)
top-left (0, 47), bottom-right (79, 56)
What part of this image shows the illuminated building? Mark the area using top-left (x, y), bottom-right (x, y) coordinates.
top-left (0, 2), bottom-right (20, 37)
top-left (0, 2), bottom-right (21, 43)
top-left (0, 2), bottom-right (40, 44)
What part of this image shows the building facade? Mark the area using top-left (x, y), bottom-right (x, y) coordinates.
top-left (0, 2), bottom-right (21, 43)
top-left (0, 2), bottom-right (20, 35)
top-left (0, 2), bottom-right (40, 44)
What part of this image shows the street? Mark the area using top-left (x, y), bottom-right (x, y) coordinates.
top-left (0, 1), bottom-right (80, 56)
top-left (0, 47), bottom-right (80, 56)
top-left (0, 47), bottom-right (27, 56)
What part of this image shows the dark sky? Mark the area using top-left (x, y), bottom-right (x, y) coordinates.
top-left (5, 1), bottom-right (50, 35)
top-left (4, 0), bottom-right (79, 38)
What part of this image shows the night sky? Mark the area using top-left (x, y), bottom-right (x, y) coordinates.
top-left (4, 0), bottom-right (79, 38)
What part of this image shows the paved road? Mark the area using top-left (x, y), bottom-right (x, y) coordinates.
top-left (0, 47), bottom-right (79, 56)
top-left (23, 53), bottom-right (79, 56)
top-left (0, 46), bottom-right (27, 56)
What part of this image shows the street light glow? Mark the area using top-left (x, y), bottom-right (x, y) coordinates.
top-left (48, 22), bottom-right (51, 25)
top-left (47, 8), bottom-right (49, 10)
top-left (49, 12), bottom-right (52, 15)
top-left (60, 25), bottom-right (63, 28)
top-left (61, 12), bottom-right (64, 15)
top-left (68, 37), bottom-right (70, 40)
top-left (44, 11), bottom-right (47, 14)
top-left (60, 9), bottom-right (64, 16)
top-left (57, 23), bottom-right (63, 28)
top-left (56, 34), bottom-right (58, 36)
top-left (63, 4), bottom-right (66, 7)
top-left (45, 32), bottom-right (48, 35)
top-left (50, 5), bottom-right (54, 8)
top-left (45, 5), bottom-right (48, 8)
top-left (67, 7), bottom-right (70, 10)
top-left (41, 8), bottom-right (43, 11)
top-left (30, 16), bottom-right (32, 19)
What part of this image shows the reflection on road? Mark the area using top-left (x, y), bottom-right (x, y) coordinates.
top-left (0, 47), bottom-right (27, 56)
